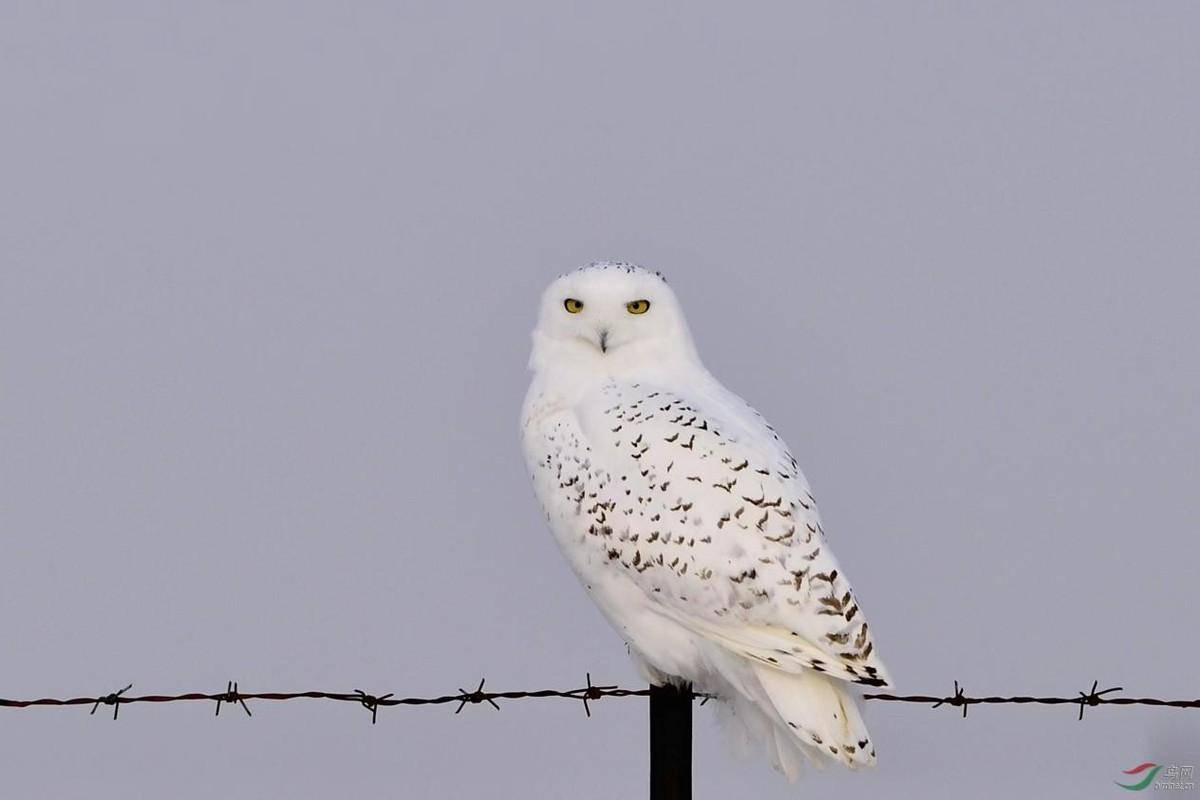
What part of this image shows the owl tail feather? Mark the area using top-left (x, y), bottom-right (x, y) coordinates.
top-left (752, 664), bottom-right (877, 776)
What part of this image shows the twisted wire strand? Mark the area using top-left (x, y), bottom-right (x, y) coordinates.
top-left (2, 676), bottom-right (1196, 722)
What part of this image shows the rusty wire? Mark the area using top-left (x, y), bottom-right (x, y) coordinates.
top-left (1, 676), bottom-right (1196, 723)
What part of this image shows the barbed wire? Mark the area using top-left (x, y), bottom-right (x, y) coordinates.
top-left (865, 680), bottom-right (1200, 720)
top-left (1, 676), bottom-right (1196, 722)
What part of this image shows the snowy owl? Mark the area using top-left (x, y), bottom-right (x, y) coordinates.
top-left (520, 261), bottom-right (892, 779)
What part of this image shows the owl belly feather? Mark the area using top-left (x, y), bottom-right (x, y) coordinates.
top-left (521, 395), bottom-right (708, 680)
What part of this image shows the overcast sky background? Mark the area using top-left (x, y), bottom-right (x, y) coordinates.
top-left (2, 3), bottom-right (1198, 798)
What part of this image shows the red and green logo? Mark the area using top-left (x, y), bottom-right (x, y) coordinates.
top-left (1116, 762), bottom-right (1163, 791)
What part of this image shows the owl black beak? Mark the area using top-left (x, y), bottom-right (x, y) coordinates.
top-left (598, 329), bottom-right (609, 353)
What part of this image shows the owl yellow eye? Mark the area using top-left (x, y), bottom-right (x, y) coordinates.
top-left (626, 299), bottom-right (651, 315)
top-left (564, 298), bottom-right (584, 313)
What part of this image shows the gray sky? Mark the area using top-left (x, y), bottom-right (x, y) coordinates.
top-left (2, 2), bottom-right (1198, 797)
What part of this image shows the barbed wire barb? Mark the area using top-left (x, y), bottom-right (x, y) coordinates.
top-left (354, 689), bottom-right (393, 724)
top-left (579, 672), bottom-right (617, 718)
top-left (89, 683), bottom-right (132, 720)
top-left (1076, 680), bottom-right (1122, 721)
top-left (215, 681), bottom-right (252, 718)
top-left (455, 678), bottom-right (500, 714)
top-left (930, 680), bottom-right (970, 717)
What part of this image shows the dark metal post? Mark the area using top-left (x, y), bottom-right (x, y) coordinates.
top-left (649, 682), bottom-right (692, 800)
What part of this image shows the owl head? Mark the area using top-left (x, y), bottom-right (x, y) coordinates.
top-left (530, 261), bottom-right (700, 375)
